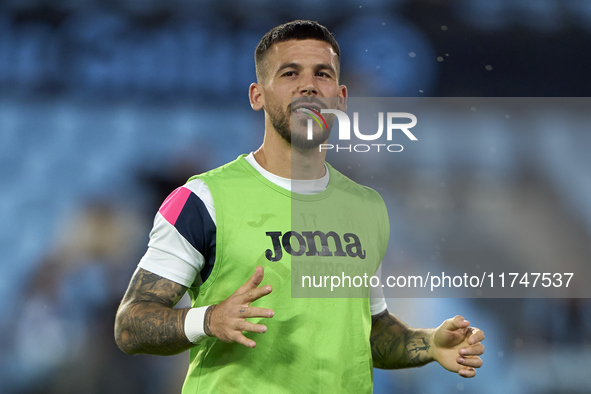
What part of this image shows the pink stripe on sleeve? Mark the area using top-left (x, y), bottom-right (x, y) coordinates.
top-left (159, 187), bottom-right (192, 226)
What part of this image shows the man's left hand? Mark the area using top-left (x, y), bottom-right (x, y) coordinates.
top-left (430, 315), bottom-right (485, 378)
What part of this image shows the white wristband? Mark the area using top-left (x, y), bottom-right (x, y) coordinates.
top-left (184, 306), bottom-right (211, 344)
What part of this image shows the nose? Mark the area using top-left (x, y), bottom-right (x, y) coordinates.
top-left (298, 73), bottom-right (318, 96)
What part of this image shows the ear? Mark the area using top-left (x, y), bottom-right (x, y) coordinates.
top-left (249, 83), bottom-right (264, 111)
top-left (337, 84), bottom-right (348, 111)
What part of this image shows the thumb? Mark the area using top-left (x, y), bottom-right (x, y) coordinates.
top-left (442, 315), bottom-right (469, 332)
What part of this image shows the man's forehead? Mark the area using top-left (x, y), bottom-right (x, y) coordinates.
top-left (267, 39), bottom-right (338, 62)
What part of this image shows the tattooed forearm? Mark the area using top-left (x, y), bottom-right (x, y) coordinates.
top-left (370, 309), bottom-right (434, 369)
top-left (115, 268), bottom-right (194, 356)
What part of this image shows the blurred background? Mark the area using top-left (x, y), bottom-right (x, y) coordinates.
top-left (1, 0), bottom-right (590, 393)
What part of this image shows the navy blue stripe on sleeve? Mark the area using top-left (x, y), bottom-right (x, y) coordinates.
top-left (174, 192), bottom-right (217, 283)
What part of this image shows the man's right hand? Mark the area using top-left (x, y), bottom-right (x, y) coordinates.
top-left (203, 266), bottom-right (274, 348)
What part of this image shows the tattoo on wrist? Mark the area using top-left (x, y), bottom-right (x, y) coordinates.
top-left (370, 310), bottom-right (432, 369)
top-left (204, 304), bottom-right (217, 337)
top-left (407, 335), bottom-right (431, 365)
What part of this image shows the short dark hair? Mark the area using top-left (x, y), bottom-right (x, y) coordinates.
top-left (255, 20), bottom-right (341, 82)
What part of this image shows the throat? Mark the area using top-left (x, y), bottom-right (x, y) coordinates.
top-left (253, 146), bottom-right (326, 180)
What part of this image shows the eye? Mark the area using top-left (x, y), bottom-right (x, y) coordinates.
top-left (282, 71), bottom-right (296, 77)
top-left (316, 71), bottom-right (331, 78)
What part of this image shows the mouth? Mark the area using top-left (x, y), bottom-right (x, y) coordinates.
top-left (293, 107), bottom-right (320, 115)
top-left (291, 101), bottom-right (324, 113)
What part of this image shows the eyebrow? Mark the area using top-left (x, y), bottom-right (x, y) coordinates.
top-left (276, 62), bottom-right (301, 75)
top-left (275, 62), bottom-right (337, 76)
top-left (315, 63), bottom-right (337, 75)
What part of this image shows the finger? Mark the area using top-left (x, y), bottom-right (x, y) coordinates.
top-left (456, 355), bottom-right (483, 369)
top-left (236, 320), bottom-right (268, 334)
top-left (238, 306), bottom-right (275, 319)
top-left (458, 367), bottom-right (476, 378)
top-left (441, 315), bottom-right (469, 331)
top-left (240, 284), bottom-right (273, 303)
top-left (235, 266), bottom-right (265, 295)
top-left (459, 343), bottom-right (485, 357)
top-left (467, 328), bottom-right (485, 345)
top-left (232, 332), bottom-right (257, 348)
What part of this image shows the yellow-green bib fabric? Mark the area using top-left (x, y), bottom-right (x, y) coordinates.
top-left (182, 155), bottom-right (389, 394)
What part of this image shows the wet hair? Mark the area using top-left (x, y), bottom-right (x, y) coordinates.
top-left (255, 20), bottom-right (340, 82)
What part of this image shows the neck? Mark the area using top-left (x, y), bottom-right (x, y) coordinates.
top-left (254, 124), bottom-right (327, 180)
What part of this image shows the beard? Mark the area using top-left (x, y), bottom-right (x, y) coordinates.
top-left (267, 100), bottom-right (332, 150)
